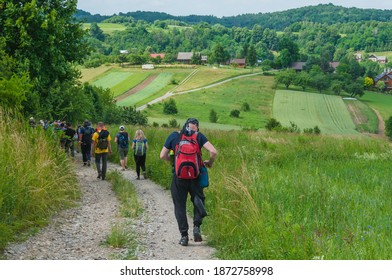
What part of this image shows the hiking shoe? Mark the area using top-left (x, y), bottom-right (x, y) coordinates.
top-left (193, 226), bottom-right (202, 242)
top-left (87, 161), bottom-right (91, 167)
top-left (125, 166), bottom-right (128, 170)
top-left (143, 171), bottom-right (147, 179)
top-left (83, 162), bottom-right (87, 166)
top-left (97, 173), bottom-right (101, 179)
top-left (179, 236), bottom-right (189, 246)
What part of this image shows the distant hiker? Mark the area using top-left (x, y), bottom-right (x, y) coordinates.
top-left (64, 122), bottom-right (76, 157)
top-left (132, 129), bottom-right (148, 180)
top-left (91, 122), bottom-right (112, 180)
top-left (160, 118), bottom-right (217, 246)
top-left (28, 117), bottom-right (36, 128)
top-left (78, 120), bottom-right (94, 166)
top-left (115, 125), bottom-right (130, 171)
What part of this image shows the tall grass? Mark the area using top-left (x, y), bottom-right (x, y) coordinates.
top-left (131, 125), bottom-right (392, 259)
top-left (0, 110), bottom-right (80, 253)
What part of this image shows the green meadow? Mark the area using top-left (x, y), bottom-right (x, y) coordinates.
top-left (145, 75), bottom-right (275, 129)
top-left (82, 23), bottom-right (127, 35)
top-left (360, 91), bottom-right (392, 121)
top-left (273, 90), bottom-right (359, 135)
top-left (121, 126), bottom-right (392, 259)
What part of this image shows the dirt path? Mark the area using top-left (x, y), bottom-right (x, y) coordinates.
top-left (4, 155), bottom-right (216, 260)
top-left (115, 74), bottom-right (158, 102)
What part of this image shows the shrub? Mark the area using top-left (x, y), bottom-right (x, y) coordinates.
top-left (230, 109), bottom-right (240, 118)
top-left (385, 116), bottom-right (392, 140)
top-left (163, 99), bottom-right (178, 115)
top-left (242, 102), bottom-right (250, 112)
top-left (265, 118), bottom-right (282, 131)
top-left (152, 122), bottom-right (159, 127)
top-left (209, 109), bottom-right (218, 123)
top-left (169, 118), bottom-right (179, 128)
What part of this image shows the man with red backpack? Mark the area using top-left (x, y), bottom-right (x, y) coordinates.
top-left (160, 118), bottom-right (217, 246)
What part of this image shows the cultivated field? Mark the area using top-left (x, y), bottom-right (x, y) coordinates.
top-left (273, 90), bottom-right (359, 135)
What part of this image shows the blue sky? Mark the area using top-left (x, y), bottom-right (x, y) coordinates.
top-left (77, 0), bottom-right (392, 17)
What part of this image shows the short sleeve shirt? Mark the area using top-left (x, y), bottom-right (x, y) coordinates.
top-left (92, 129), bottom-right (112, 154)
top-left (164, 131), bottom-right (208, 151)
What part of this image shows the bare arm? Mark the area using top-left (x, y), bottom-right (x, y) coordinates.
top-left (202, 141), bottom-right (217, 168)
top-left (160, 146), bottom-right (171, 161)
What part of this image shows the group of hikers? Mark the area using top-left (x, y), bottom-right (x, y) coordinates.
top-left (30, 116), bottom-right (218, 247)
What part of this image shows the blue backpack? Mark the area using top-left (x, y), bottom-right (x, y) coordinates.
top-left (118, 132), bottom-right (129, 148)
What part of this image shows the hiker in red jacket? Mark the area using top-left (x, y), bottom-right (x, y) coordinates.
top-left (160, 118), bottom-right (217, 246)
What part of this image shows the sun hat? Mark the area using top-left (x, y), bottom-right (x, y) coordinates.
top-left (119, 125), bottom-right (125, 131)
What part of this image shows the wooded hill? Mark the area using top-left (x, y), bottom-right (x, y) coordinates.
top-left (75, 3), bottom-right (392, 30)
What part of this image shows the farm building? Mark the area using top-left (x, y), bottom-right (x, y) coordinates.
top-left (177, 52), bottom-right (193, 64)
top-left (368, 54), bottom-right (388, 64)
top-left (230, 58), bottom-right (246, 67)
top-left (142, 64), bottom-right (154, 70)
top-left (374, 70), bottom-right (392, 90)
top-left (290, 61), bottom-right (340, 71)
top-left (150, 53), bottom-right (165, 59)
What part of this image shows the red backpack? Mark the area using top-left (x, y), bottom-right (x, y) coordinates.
top-left (175, 132), bottom-right (202, 179)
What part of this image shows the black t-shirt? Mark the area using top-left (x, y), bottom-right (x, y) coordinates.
top-left (164, 131), bottom-right (209, 151)
top-left (65, 127), bottom-right (76, 141)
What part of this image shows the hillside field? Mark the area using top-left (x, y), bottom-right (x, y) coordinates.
top-left (273, 90), bottom-right (359, 135)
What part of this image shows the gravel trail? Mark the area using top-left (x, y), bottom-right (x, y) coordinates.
top-left (4, 156), bottom-right (216, 260)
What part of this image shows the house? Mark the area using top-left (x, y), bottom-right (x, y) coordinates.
top-left (230, 58), bottom-right (246, 67)
top-left (368, 54), bottom-right (388, 64)
top-left (374, 70), bottom-right (392, 90)
top-left (150, 53), bottom-right (165, 59)
top-left (290, 62), bottom-right (307, 71)
top-left (354, 52), bottom-right (362, 62)
top-left (142, 64), bottom-right (154, 70)
top-left (289, 61), bottom-right (340, 71)
top-left (201, 55), bottom-right (208, 64)
top-left (177, 52), bottom-right (193, 64)
top-left (119, 50), bottom-right (128, 55)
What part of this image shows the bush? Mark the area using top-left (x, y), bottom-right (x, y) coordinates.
top-left (163, 99), bottom-right (178, 115)
top-left (385, 116), bottom-right (392, 140)
top-left (230, 109), bottom-right (240, 118)
top-left (265, 118), bottom-right (282, 131)
top-left (209, 109), bottom-right (218, 123)
top-left (242, 102), bottom-right (250, 112)
top-left (169, 118), bottom-right (179, 128)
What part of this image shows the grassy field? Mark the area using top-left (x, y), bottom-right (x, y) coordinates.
top-left (360, 91), bottom-right (392, 121)
top-left (82, 23), bottom-right (127, 35)
top-left (273, 90), bottom-right (359, 135)
top-left (79, 65), bottom-right (113, 83)
top-left (145, 75), bottom-right (275, 130)
top-left (122, 125), bottom-right (392, 260)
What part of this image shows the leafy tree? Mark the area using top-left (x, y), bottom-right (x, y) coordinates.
top-left (265, 118), bottom-right (282, 131)
top-left (294, 71), bottom-right (311, 91)
top-left (89, 23), bottom-right (105, 41)
top-left (376, 81), bottom-right (386, 92)
top-left (310, 73), bottom-right (330, 93)
top-left (163, 99), bottom-right (178, 114)
top-left (330, 80), bottom-right (344, 95)
top-left (275, 69), bottom-right (297, 89)
top-left (247, 44), bottom-right (257, 71)
top-left (364, 77), bottom-right (374, 89)
top-left (211, 43), bottom-right (228, 65)
top-left (0, 0), bottom-right (89, 118)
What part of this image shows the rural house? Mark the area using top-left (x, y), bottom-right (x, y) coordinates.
top-left (150, 53), bottom-right (165, 59)
top-left (374, 70), bottom-right (392, 90)
top-left (368, 54), bottom-right (388, 64)
top-left (229, 58), bottom-right (246, 67)
top-left (177, 52), bottom-right (193, 64)
top-left (290, 61), bottom-right (340, 71)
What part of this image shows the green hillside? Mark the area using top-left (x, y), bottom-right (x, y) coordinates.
top-left (273, 90), bottom-right (359, 135)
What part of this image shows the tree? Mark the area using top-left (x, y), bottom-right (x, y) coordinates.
top-left (89, 22), bottom-right (105, 41)
top-left (275, 69), bottom-right (297, 89)
top-left (0, 0), bottom-right (89, 118)
top-left (247, 44), bottom-right (257, 72)
top-left (295, 71), bottom-right (311, 91)
top-left (212, 43), bottom-right (227, 65)
top-left (364, 77), bottom-right (374, 89)
top-left (163, 99), bottom-right (178, 114)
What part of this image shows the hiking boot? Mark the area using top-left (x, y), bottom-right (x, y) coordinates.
top-left (87, 161), bottom-right (91, 167)
top-left (143, 171), bottom-right (147, 179)
top-left (125, 166), bottom-right (128, 170)
top-left (179, 235), bottom-right (189, 246)
top-left (193, 226), bottom-right (202, 242)
top-left (83, 162), bottom-right (87, 166)
top-left (97, 173), bottom-right (101, 179)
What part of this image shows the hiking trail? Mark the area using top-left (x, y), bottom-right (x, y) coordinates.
top-left (4, 155), bottom-right (216, 260)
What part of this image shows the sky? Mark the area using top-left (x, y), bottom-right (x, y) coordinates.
top-left (77, 0), bottom-right (392, 17)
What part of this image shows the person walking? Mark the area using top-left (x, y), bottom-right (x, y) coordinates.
top-left (78, 120), bottom-right (95, 166)
top-left (115, 125), bottom-right (130, 171)
top-left (91, 122), bottom-right (112, 180)
top-left (160, 118), bottom-right (217, 246)
top-left (131, 129), bottom-right (148, 180)
top-left (64, 122), bottom-right (76, 157)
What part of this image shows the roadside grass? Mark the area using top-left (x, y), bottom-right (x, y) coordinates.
top-left (104, 171), bottom-right (142, 259)
top-left (273, 90), bottom-right (359, 135)
top-left (0, 109), bottom-right (80, 256)
top-left (145, 75), bottom-right (275, 130)
top-left (344, 99), bottom-right (379, 134)
top-left (132, 126), bottom-right (392, 259)
top-left (360, 91), bottom-right (392, 121)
